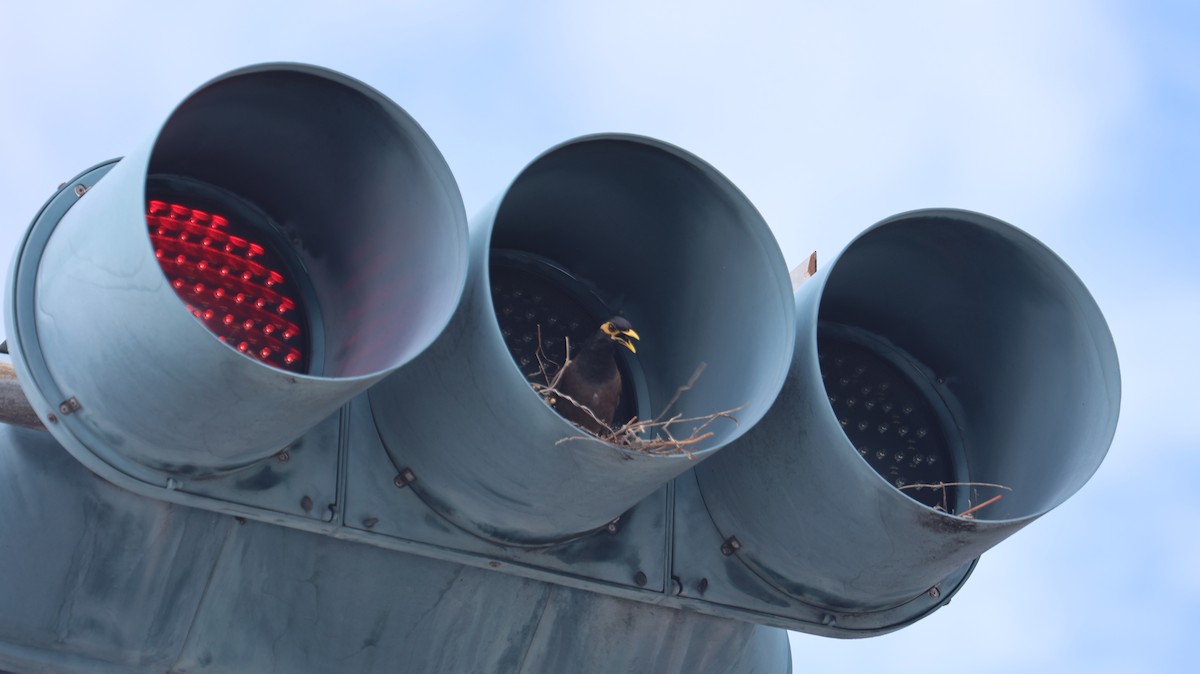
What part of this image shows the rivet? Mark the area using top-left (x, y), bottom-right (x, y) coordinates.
top-left (394, 468), bottom-right (416, 488)
top-left (720, 536), bottom-right (742, 556)
top-left (277, 450), bottom-right (290, 462)
top-left (73, 183), bottom-right (88, 197)
top-left (362, 517), bottom-right (379, 529)
top-left (300, 495), bottom-right (313, 512)
top-left (634, 571), bottom-right (648, 587)
top-left (928, 586), bottom-right (941, 600)
top-left (697, 578), bottom-right (709, 595)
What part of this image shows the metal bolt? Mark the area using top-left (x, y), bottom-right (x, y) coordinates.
top-left (928, 586), bottom-right (941, 600)
top-left (46, 413), bottom-right (57, 424)
top-left (394, 468), bottom-right (416, 488)
top-left (73, 184), bottom-right (88, 197)
top-left (362, 517), bottom-right (379, 529)
top-left (720, 536), bottom-right (742, 556)
top-left (634, 571), bottom-right (648, 587)
top-left (300, 495), bottom-right (313, 512)
top-left (277, 450), bottom-right (290, 462)
top-left (697, 578), bottom-right (709, 595)
top-left (605, 517), bottom-right (620, 534)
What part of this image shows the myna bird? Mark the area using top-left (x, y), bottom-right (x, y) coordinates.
top-left (555, 317), bottom-right (639, 435)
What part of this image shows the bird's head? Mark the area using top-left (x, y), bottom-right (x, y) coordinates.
top-left (600, 317), bottom-right (640, 354)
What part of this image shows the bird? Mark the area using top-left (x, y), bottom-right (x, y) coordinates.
top-left (554, 317), bottom-right (639, 435)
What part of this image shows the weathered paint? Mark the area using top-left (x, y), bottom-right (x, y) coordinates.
top-left (0, 423), bottom-right (791, 673)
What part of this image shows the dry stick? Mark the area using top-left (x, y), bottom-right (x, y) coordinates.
top-left (958, 494), bottom-right (1003, 519)
top-left (898, 482), bottom-right (1011, 517)
top-left (531, 324), bottom-right (560, 386)
top-left (898, 481), bottom-right (1012, 492)
top-left (533, 377), bottom-right (618, 435)
top-left (530, 333), bottom-right (739, 457)
top-left (652, 363), bottom-right (707, 423)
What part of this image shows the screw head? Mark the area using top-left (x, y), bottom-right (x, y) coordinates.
top-left (394, 468), bottom-right (416, 488)
top-left (720, 536), bottom-right (742, 556)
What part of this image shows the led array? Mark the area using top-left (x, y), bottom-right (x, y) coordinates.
top-left (819, 336), bottom-right (955, 510)
top-left (147, 200), bottom-right (306, 372)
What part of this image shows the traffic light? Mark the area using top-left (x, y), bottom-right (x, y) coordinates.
top-left (5, 63), bottom-right (468, 482)
top-left (689, 209), bottom-right (1121, 617)
top-left (0, 62), bottom-right (1119, 672)
top-left (368, 134), bottom-right (797, 545)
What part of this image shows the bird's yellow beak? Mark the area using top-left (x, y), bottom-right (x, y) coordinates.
top-left (617, 329), bottom-right (640, 354)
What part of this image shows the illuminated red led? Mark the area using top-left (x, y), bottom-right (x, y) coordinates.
top-left (147, 199), bottom-right (307, 372)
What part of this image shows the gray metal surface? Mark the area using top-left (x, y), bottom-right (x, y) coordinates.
top-left (5, 64), bottom-right (467, 478)
top-left (369, 135), bottom-right (795, 545)
top-left (0, 422), bottom-right (791, 674)
top-left (695, 209), bottom-right (1121, 611)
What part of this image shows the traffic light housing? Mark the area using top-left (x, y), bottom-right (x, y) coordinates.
top-left (0, 62), bottom-right (1120, 671)
top-left (692, 209), bottom-right (1120, 613)
top-left (368, 134), bottom-right (796, 545)
top-left (5, 64), bottom-right (468, 481)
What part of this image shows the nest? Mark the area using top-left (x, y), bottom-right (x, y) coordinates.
top-left (529, 331), bottom-right (745, 458)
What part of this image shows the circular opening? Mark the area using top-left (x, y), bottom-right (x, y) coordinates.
top-left (146, 177), bottom-right (314, 374)
top-left (148, 67), bottom-right (467, 380)
top-left (489, 250), bottom-right (645, 426)
top-left (485, 136), bottom-right (794, 451)
top-left (818, 212), bottom-right (1118, 520)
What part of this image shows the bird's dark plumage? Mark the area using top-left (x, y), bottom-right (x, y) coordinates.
top-left (554, 317), bottom-right (639, 435)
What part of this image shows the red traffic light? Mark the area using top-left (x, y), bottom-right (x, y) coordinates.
top-left (148, 198), bottom-right (307, 372)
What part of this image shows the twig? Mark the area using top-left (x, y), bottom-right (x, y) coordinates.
top-left (898, 482), bottom-right (1012, 492)
top-left (652, 363), bottom-right (707, 423)
top-left (958, 494), bottom-right (1003, 519)
top-left (899, 481), bottom-right (1010, 517)
top-left (530, 324), bottom-right (560, 386)
top-left (528, 329), bottom-right (742, 457)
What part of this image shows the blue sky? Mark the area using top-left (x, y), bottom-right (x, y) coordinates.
top-left (1, 2), bottom-right (1196, 672)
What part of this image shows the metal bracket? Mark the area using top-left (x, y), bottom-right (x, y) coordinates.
top-left (58, 397), bottom-right (82, 416)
